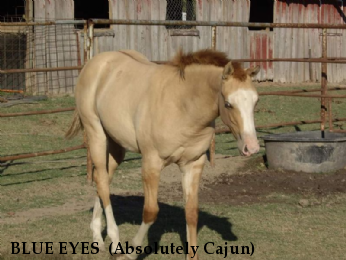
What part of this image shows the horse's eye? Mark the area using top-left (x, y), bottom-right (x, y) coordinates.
top-left (225, 102), bottom-right (233, 109)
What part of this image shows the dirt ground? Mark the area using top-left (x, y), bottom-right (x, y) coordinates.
top-left (3, 154), bottom-right (346, 226)
top-left (159, 154), bottom-right (346, 205)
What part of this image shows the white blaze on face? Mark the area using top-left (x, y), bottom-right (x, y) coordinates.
top-left (228, 89), bottom-right (259, 155)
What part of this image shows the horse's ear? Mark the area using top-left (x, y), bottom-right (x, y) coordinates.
top-left (246, 65), bottom-right (260, 77)
top-left (222, 61), bottom-right (234, 80)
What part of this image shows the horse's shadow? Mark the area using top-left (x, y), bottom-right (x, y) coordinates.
top-left (102, 195), bottom-right (237, 259)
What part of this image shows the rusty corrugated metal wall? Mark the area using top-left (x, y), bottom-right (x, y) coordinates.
top-left (274, 0), bottom-right (346, 83)
top-left (274, 0), bottom-right (321, 83)
top-left (249, 30), bottom-right (273, 81)
top-left (320, 1), bottom-right (346, 83)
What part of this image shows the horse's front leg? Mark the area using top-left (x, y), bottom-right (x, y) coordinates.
top-left (119, 156), bottom-right (162, 260)
top-left (180, 154), bottom-right (206, 260)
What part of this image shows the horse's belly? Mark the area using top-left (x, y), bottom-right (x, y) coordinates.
top-left (103, 120), bottom-right (139, 152)
top-left (108, 129), bottom-right (139, 153)
top-left (98, 106), bottom-right (140, 153)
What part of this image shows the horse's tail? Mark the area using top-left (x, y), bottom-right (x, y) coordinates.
top-left (65, 109), bottom-right (83, 139)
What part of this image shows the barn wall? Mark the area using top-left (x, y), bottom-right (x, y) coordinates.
top-left (274, 0), bottom-right (346, 83)
top-left (320, 1), bottom-right (346, 83)
top-left (93, 0), bottom-right (250, 62)
top-left (55, 0), bottom-right (346, 85)
top-left (274, 0), bottom-right (321, 83)
top-left (5, 0), bottom-right (346, 95)
top-left (213, 0), bottom-right (250, 63)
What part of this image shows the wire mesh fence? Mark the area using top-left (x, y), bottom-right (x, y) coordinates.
top-left (166, 0), bottom-right (196, 29)
top-left (0, 20), bottom-right (85, 95)
top-left (0, 31), bottom-right (26, 92)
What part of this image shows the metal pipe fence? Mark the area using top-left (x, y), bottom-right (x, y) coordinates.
top-left (0, 20), bottom-right (93, 182)
top-left (91, 19), bottom-right (346, 29)
top-left (1, 19), bottom-right (346, 170)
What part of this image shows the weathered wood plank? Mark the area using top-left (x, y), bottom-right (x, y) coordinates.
top-left (221, 0), bottom-right (230, 55)
top-left (46, 0), bottom-right (58, 94)
top-left (243, 0), bottom-right (251, 70)
top-left (297, 3), bottom-right (304, 83)
top-left (273, 0), bottom-right (281, 82)
top-left (118, 0), bottom-right (128, 51)
top-left (57, 0), bottom-right (75, 94)
top-left (291, 2), bottom-right (299, 83)
top-left (150, 0), bottom-right (160, 61)
top-left (341, 5), bottom-right (346, 83)
top-left (34, 0), bottom-right (46, 94)
top-left (268, 31), bottom-right (274, 80)
top-left (310, 1), bottom-right (320, 82)
top-left (158, 0), bottom-right (168, 61)
top-left (302, 1), bottom-right (309, 82)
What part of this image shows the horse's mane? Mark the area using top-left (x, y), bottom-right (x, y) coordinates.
top-left (169, 49), bottom-right (247, 81)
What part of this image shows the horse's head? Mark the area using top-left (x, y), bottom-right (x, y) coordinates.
top-left (218, 62), bottom-right (260, 156)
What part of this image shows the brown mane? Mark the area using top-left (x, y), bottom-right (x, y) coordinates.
top-left (230, 62), bottom-right (248, 82)
top-left (169, 49), bottom-right (247, 81)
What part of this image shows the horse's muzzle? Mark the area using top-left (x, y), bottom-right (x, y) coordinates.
top-left (240, 136), bottom-right (260, 156)
top-left (242, 144), bottom-right (259, 156)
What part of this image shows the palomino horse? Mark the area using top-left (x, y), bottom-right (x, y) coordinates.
top-left (66, 49), bottom-right (260, 259)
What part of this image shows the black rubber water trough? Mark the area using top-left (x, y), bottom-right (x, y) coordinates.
top-left (263, 131), bottom-right (346, 173)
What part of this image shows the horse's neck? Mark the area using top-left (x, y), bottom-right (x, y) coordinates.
top-left (182, 65), bottom-right (223, 123)
top-left (183, 64), bottom-right (223, 91)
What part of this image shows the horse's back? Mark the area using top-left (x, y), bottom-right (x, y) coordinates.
top-left (118, 50), bottom-right (153, 65)
top-left (75, 50), bottom-right (156, 106)
top-left (75, 50), bottom-right (157, 152)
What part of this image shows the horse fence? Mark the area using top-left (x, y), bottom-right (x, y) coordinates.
top-left (0, 20), bottom-right (93, 183)
top-left (1, 19), bottom-right (346, 172)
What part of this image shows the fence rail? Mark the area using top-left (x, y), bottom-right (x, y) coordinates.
top-left (91, 19), bottom-right (346, 29)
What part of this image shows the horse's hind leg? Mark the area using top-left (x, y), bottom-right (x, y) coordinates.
top-left (90, 196), bottom-right (104, 249)
top-left (85, 122), bottom-right (121, 252)
top-left (180, 154), bottom-right (206, 260)
top-left (90, 137), bottom-right (125, 250)
top-left (107, 138), bottom-right (126, 182)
